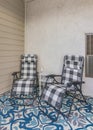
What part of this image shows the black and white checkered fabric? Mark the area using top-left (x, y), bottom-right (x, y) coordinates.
top-left (12, 54), bottom-right (37, 95)
top-left (62, 67), bottom-right (82, 85)
top-left (62, 55), bottom-right (84, 85)
top-left (20, 54), bottom-right (37, 79)
top-left (64, 55), bottom-right (83, 70)
top-left (41, 84), bottom-right (66, 110)
top-left (12, 79), bottom-right (35, 95)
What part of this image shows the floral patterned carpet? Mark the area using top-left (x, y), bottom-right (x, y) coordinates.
top-left (0, 92), bottom-right (93, 130)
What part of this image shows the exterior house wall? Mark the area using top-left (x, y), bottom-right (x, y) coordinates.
top-left (25, 0), bottom-right (93, 97)
top-left (0, 0), bottom-right (24, 93)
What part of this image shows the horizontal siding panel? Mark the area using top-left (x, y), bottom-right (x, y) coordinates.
top-left (0, 19), bottom-right (24, 31)
top-left (0, 0), bottom-right (24, 94)
top-left (0, 81), bottom-right (11, 91)
top-left (0, 56), bottom-right (20, 63)
top-left (0, 66), bottom-right (20, 76)
top-left (0, 38), bottom-right (24, 45)
top-left (6, 0), bottom-right (24, 10)
top-left (0, 62), bottom-right (20, 70)
top-left (0, 80), bottom-right (12, 90)
top-left (0, 12), bottom-right (24, 26)
top-left (0, 0), bottom-right (24, 17)
top-left (0, 85), bottom-right (11, 95)
top-left (0, 50), bottom-right (23, 57)
top-left (6, 0), bottom-right (24, 13)
top-left (0, 62), bottom-right (20, 71)
top-left (0, 25), bottom-right (24, 36)
top-left (0, 81), bottom-right (11, 87)
top-left (0, 75), bottom-right (12, 83)
top-left (0, 44), bottom-right (24, 51)
top-left (0, 5), bottom-right (24, 21)
top-left (0, 31), bottom-right (24, 41)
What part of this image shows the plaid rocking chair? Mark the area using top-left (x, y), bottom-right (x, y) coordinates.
top-left (39, 55), bottom-right (87, 121)
top-left (11, 54), bottom-right (39, 105)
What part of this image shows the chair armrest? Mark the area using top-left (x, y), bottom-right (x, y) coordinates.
top-left (12, 71), bottom-right (20, 76)
top-left (67, 81), bottom-right (85, 87)
top-left (45, 74), bottom-right (62, 78)
top-left (71, 81), bottom-right (85, 85)
top-left (12, 71), bottom-right (21, 82)
top-left (45, 74), bottom-right (62, 84)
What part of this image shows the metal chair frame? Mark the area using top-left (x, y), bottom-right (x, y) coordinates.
top-left (39, 55), bottom-right (87, 121)
top-left (11, 54), bottom-right (39, 106)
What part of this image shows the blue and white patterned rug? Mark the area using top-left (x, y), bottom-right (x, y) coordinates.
top-left (0, 92), bottom-right (93, 130)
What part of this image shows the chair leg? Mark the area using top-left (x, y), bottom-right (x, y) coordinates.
top-left (38, 105), bottom-right (60, 122)
top-left (38, 96), bottom-right (62, 122)
top-left (67, 90), bottom-right (76, 117)
top-left (68, 87), bottom-right (87, 105)
top-left (79, 88), bottom-right (87, 104)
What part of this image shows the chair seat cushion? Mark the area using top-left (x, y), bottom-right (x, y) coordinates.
top-left (41, 84), bottom-right (66, 110)
top-left (12, 79), bottom-right (35, 95)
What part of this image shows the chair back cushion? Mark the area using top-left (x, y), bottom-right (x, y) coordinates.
top-left (62, 55), bottom-right (84, 85)
top-left (20, 54), bottom-right (37, 79)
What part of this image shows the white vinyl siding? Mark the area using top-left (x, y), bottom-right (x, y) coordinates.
top-left (0, 0), bottom-right (24, 94)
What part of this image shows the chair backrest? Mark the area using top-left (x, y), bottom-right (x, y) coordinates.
top-left (20, 54), bottom-right (37, 79)
top-left (61, 55), bottom-right (84, 85)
